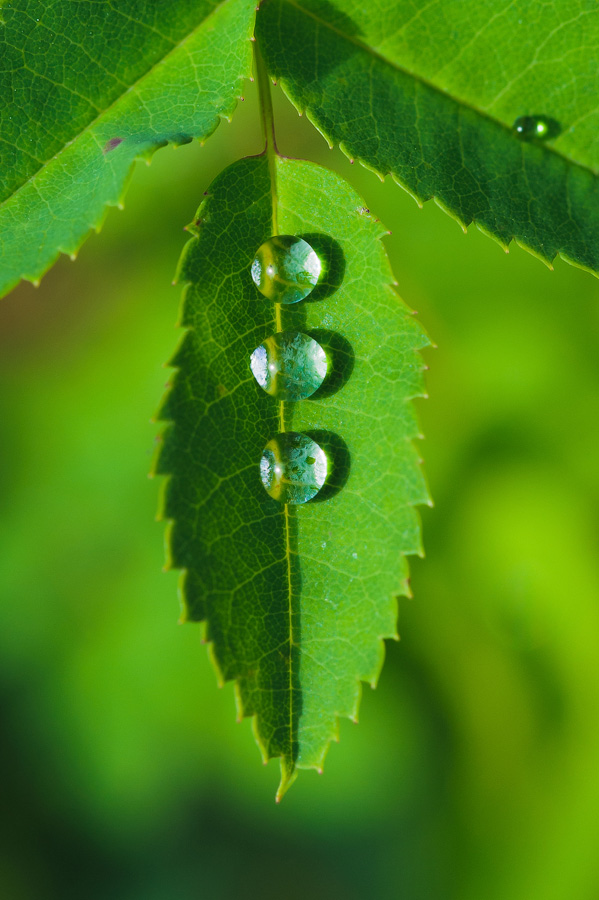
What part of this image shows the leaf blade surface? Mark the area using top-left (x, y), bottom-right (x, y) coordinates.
top-left (0, 0), bottom-right (257, 296)
top-left (155, 153), bottom-right (429, 795)
top-left (256, 0), bottom-right (599, 273)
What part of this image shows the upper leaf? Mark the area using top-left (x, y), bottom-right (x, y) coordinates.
top-left (256, 0), bottom-right (599, 274)
top-left (154, 153), bottom-right (429, 797)
top-left (0, 0), bottom-right (256, 297)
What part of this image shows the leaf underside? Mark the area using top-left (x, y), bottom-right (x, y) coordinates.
top-left (0, 0), bottom-right (256, 297)
top-left (256, 0), bottom-right (599, 275)
top-left (154, 154), bottom-right (429, 797)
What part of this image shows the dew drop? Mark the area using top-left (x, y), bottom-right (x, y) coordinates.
top-left (250, 331), bottom-right (327, 400)
top-left (260, 432), bottom-right (327, 504)
top-left (513, 115), bottom-right (552, 141)
top-left (251, 235), bottom-right (321, 304)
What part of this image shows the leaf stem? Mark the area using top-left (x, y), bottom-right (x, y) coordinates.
top-left (255, 42), bottom-right (279, 235)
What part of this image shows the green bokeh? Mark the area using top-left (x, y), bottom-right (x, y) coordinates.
top-left (1, 81), bottom-right (598, 899)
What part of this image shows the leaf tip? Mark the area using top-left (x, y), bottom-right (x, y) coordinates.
top-left (433, 195), bottom-right (469, 232)
top-left (474, 221), bottom-right (511, 253)
top-left (276, 760), bottom-right (298, 803)
top-left (513, 237), bottom-right (555, 270)
top-left (208, 645), bottom-right (226, 689)
top-left (390, 173), bottom-right (424, 208)
top-left (557, 250), bottom-right (599, 278)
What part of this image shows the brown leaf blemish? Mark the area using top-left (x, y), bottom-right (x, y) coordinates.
top-left (103, 137), bottom-right (123, 153)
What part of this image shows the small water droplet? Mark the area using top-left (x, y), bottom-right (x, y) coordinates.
top-left (260, 432), bottom-right (327, 504)
top-left (513, 115), bottom-right (552, 141)
top-left (250, 331), bottom-right (327, 400)
top-left (251, 235), bottom-right (321, 304)
top-left (352, 552), bottom-right (358, 559)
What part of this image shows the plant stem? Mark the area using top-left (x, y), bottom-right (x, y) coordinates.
top-left (255, 42), bottom-right (279, 235)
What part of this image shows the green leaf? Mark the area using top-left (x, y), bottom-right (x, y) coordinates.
top-left (0, 0), bottom-right (256, 297)
top-left (154, 153), bottom-right (429, 798)
top-left (256, 0), bottom-right (599, 274)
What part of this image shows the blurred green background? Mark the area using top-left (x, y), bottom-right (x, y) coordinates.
top-left (1, 81), bottom-right (599, 900)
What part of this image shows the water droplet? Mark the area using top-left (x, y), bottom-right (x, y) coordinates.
top-left (251, 236), bottom-right (321, 304)
top-left (250, 331), bottom-right (327, 400)
top-left (513, 115), bottom-right (552, 141)
top-left (260, 432), bottom-right (327, 504)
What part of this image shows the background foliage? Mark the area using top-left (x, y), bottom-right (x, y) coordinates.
top-left (1, 79), bottom-right (599, 899)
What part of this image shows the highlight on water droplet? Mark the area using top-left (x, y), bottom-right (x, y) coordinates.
top-left (512, 115), bottom-right (559, 141)
top-left (250, 331), bottom-right (328, 401)
top-left (260, 432), bottom-right (328, 504)
top-left (251, 235), bottom-right (321, 304)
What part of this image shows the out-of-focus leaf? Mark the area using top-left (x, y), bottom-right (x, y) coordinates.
top-left (256, 0), bottom-right (599, 274)
top-left (154, 153), bottom-right (429, 797)
top-left (0, 0), bottom-right (256, 297)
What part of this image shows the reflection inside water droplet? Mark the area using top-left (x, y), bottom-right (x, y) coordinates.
top-left (260, 432), bottom-right (327, 504)
top-left (512, 115), bottom-right (555, 141)
top-left (251, 235), bottom-right (321, 304)
top-left (250, 331), bottom-right (328, 400)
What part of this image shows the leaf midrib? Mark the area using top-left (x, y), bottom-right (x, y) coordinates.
top-left (256, 38), bottom-right (296, 774)
top-left (0, 0), bottom-right (234, 212)
top-left (278, 0), bottom-right (599, 179)
top-left (270, 155), bottom-right (296, 773)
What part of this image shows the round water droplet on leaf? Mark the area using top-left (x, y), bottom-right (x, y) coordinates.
top-left (260, 432), bottom-right (328, 504)
top-left (513, 115), bottom-right (551, 141)
top-left (250, 331), bottom-right (328, 400)
top-left (251, 236), bottom-right (321, 304)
